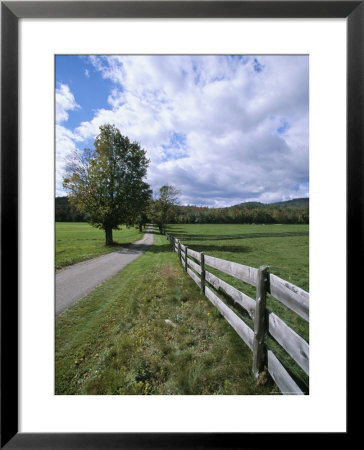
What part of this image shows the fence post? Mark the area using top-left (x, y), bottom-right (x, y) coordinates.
top-left (200, 252), bottom-right (205, 294)
top-left (178, 240), bottom-right (181, 262)
top-left (185, 246), bottom-right (188, 271)
top-left (172, 236), bottom-right (175, 252)
top-left (252, 265), bottom-right (269, 379)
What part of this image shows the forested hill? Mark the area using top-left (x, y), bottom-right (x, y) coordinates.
top-left (271, 198), bottom-right (309, 208)
top-left (174, 198), bottom-right (309, 224)
top-left (56, 196), bottom-right (309, 224)
top-left (234, 198), bottom-right (309, 209)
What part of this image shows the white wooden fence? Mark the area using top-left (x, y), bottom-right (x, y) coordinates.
top-left (165, 233), bottom-right (309, 395)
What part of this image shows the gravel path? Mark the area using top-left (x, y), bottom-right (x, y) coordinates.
top-left (56, 225), bottom-right (154, 315)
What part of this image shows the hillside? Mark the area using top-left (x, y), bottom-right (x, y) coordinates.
top-left (271, 198), bottom-right (309, 208)
top-left (234, 198), bottom-right (309, 209)
top-left (174, 197), bottom-right (309, 225)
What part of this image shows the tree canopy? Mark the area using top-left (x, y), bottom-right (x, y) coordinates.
top-left (151, 185), bottom-right (181, 234)
top-left (63, 124), bottom-right (151, 244)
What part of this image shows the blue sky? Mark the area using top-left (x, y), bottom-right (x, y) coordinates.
top-left (56, 55), bottom-right (309, 206)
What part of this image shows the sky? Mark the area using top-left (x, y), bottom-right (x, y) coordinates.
top-left (55, 55), bottom-right (309, 207)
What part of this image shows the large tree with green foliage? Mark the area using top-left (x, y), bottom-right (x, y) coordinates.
top-left (151, 185), bottom-right (181, 234)
top-left (63, 124), bottom-right (151, 245)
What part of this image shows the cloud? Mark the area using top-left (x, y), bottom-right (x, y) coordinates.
top-left (56, 55), bottom-right (309, 206)
top-left (56, 83), bottom-right (80, 123)
top-left (55, 84), bottom-right (81, 195)
top-left (55, 125), bottom-right (80, 196)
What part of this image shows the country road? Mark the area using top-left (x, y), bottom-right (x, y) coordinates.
top-left (56, 225), bottom-right (154, 315)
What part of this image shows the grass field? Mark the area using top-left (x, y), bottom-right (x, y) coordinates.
top-left (166, 224), bottom-right (309, 291)
top-left (166, 223), bottom-right (309, 391)
top-left (55, 222), bottom-right (144, 270)
top-left (56, 223), bottom-right (308, 395)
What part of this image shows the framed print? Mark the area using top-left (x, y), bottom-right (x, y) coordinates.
top-left (1, 0), bottom-right (358, 447)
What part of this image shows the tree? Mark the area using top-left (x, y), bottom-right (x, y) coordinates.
top-left (151, 185), bottom-right (180, 234)
top-left (55, 196), bottom-right (87, 222)
top-left (63, 124), bottom-right (151, 245)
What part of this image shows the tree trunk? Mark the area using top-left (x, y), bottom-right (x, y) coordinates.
top-left (105, 227), bottom-right (113, 245)
top-left (139, 223), bottom-right (143, 232)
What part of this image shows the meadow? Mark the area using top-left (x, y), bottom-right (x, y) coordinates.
top-left (166, 224), bottom-right (309, 291)
top-left (166, 223), bottom-right (309, 391)
top-left (55, 222), bottom-right (143, 270)
top-left (55, 223), bottom-right (308, 394)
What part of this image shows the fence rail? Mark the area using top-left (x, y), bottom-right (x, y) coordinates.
top-left (165, 232), bottom-right (309, 395)
top-left (269, 273), bottom-right (309, 321)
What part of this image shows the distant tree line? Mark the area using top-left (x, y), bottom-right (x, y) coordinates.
top-left (169, 201), bottom-right (309, 225)
top-left (55, 196), bottom-right (87, 222)
top-left (56, 194), bottom-right (309, 225)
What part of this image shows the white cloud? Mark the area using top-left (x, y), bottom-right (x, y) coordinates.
top-left (55, 125), bottom-right (81, 196)
top-left (57, 55), bottom-right (309, 206)
top-left (55, 84), bottom-right (81, 195)
top-left (56, 83), bottom-right (80, 124)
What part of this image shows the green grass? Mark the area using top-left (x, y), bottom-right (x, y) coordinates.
top-left (56, 231), bottom-right (279, 395)
top-left (166, 223), bottom-right (309, 392)
top-left (55, 222), bottom-right (144, 270)
top-left (167, 224), bottom-right (309, 290)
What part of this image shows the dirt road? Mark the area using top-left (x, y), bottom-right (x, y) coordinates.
top-left (56, 225), bottom-right (154, 315)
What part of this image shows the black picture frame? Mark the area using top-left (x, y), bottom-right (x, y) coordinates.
top-left (1, 1), bottom-right (356, 448)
